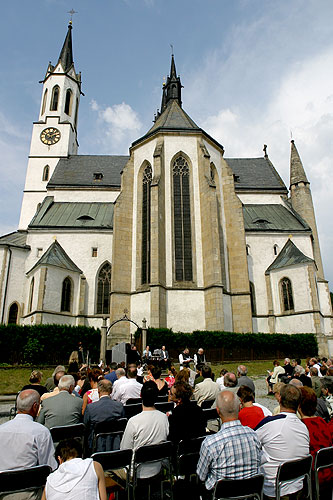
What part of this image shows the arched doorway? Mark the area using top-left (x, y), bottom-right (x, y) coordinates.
top-left (8, 303), bottom-right (18, 324)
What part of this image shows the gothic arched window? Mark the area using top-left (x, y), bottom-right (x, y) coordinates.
top-left (173, 156), bottom-right (192, 281)
top-left (41, 89), bottom-right (48, 115)
top-left (50, 86), bottom-right (60, 111)
top-left (42, 165), bottom-right (49, 181)
top-left (142, 164), bottom-right (152, 285)
top-left (8, 303), bottom-right (18, 324)
top-left (96, 263), bottom-right (111, 314)
top-left (249, 282), bottom-right (256, 315)
top-left (61, 277), bottom-right (72, 312)
top-left (64, 89), bottom-right (73, 115)
top-left (280, 277), bottom-right (294, 312)
top-left (28, 277), bottom-right (34, 313)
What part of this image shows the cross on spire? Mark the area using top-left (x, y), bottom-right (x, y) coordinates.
top-left (68, 9), bottom-right (77, 23)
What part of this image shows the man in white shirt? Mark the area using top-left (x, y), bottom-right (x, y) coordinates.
top-left (255, 384), bottom-right (309, 498)
top-left (111, 368), bottom-right (128, 401)
top-left (0, 389), bottom-right (57, 471)
top-left (120, 381), bottom-right (169, 478)
top-left (114, 366), bottom-right (142, 405)
top-left (194, 365), bottom-right (220, 406)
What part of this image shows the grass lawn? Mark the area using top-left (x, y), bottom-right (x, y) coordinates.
top-left (0, 359), bottom-right (294, 394)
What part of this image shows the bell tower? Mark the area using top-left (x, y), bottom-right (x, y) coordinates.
top-left (19, 22), bottom-right (82, 229)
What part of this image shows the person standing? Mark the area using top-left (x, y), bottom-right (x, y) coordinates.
top-left (194, 348), bottom-right (206, 370)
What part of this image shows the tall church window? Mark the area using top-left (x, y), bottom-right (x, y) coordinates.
top-left (173, 156), bottom-right (192, 281)
top-left (74, 98), bottom-right (79, 128)
top-left (280, 277), bottom-right (294, 312)
top-left (142, 164), bottom-right (152, 284)
top-left (8, 303), bottom-right (18, 324)
top-left (42, 165), bottom-right (49, 181)
top-left (50, 85), bottom-right (60, 111)
top-left (249, 282), bottom-right (256, 315)
top-left (61, 277), bottom-right (72, 312)
top-left (28, 277), bottom-right (34, 313)
top-left (64, 89), bottom-right (73, 115)
top-left (41, 89), bottom-right (48, 115)
top-left (96, 263), bottom-right (111, 314)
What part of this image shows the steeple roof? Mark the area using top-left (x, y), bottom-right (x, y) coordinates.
top-left (265, 239), bottom-right (314, 274)
top-left (58, 22), bottom-right (74, 72)
top-left (290, 140), bottom-right (309, 187)
top-left (27, 240), bottom-right (82, 275)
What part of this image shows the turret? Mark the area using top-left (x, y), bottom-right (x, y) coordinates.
top-left (289, 140), bottom-right (325, 280)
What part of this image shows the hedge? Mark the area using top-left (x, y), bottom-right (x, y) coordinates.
top-left (135, 328), bottom-right (318, 361)
top-left (0, 324), bottom-right (101, 365)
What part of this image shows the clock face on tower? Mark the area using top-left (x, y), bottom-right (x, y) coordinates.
top-left (40, 127), bottom-right (61, 145)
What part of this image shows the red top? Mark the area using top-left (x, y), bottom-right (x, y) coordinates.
top-left (302, 416), bottom-right (333, 484)
top-left (239, 405), bottom-right (264, 429)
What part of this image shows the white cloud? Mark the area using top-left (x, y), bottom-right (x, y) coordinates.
top-left (90, 100), bottom-right (142, 152)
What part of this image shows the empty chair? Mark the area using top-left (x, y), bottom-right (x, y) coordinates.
top-left (126, 398), bottom-right (142, 406)
top-left (132, 441), bottom-right (174, 500)
top-left (201, 399), bottom-right (215, 409)
top-left (213, 474), bottom-right (264, 500)
top-left (124, 403), bottom-right (142, 419)
top-left (275, 455), bottom-right (313, 500)
top-left (92, 417), bottom-right (128, 453)
top-left (0, 464), bottom-right (52, 497)
top-left (314, 446), bottom-right (333, 500)
top-left (92, 449), bottom-right (133, 500)
top-left (50, 422), bottom-right (85, 448)
top-left (177, 436), bottom-right (206, 479)
top-left (155, 402), bottom-right (174, 413)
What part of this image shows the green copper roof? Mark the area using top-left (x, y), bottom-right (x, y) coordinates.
top-left (27, 240), bottom-right (82, 275)
top-left (243, 204), bottom-right (310, 232)
top-left (265, 239), bottom-right (314, 274)
top-left (0, 231), bottom-right (30, 249)
top-left (29, 197), bottom-right (114, 229)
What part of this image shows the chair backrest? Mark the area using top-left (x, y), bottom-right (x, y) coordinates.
top-left (177, 436), bottom-right (206, 477)
top-left (50, 423), bottom-right (85, 443)
top-left (201, 399), bottom-right (215, 409)
top-left (94, 418), bottom-right (128, 435)
top-left (213, 474), bottom-right (264, 500)
top-left (189, 400), bottom-right (198, 408)
top-left (314, 446), bottom-right (333, 500)
top-left (155, 402), bottom-right (174, 413)
top-left (0, 465), bottom-right (52, 494)
top-left (134, 440), bottom-right (173, 466)
top-left (275, 455), bottom-right (312, 500)
top-left (91, 449), bottom-right (133, 471)
top-left (126, 398), bottom-right (142, 406)
top-left (202, 407), bottom-right (218, 422)
top-left (178, 436), bottom-right (206, 456)
top-left (124, 403), bottom-right (142, 419)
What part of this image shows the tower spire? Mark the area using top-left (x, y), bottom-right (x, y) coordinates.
top-left (159, 54), bottom-right (182, 114)
top-left (58, 22), bottom-right (74, 72)
top-left (290, 139), bottom-right (308, 188)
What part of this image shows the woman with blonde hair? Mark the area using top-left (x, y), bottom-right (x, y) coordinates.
top-left (21, 370), bottom-right (48, 397)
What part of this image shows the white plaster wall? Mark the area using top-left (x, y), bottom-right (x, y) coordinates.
top-left (318, 283), bottom-right (333, 316)
top-left (2, 249), bottom-right (29, 320)
top-left (252, 317), bottom-right (269, 333)
top-left (222, 293), bottom-right (233, 331)
top-left (238, 193), bottom-right (286, 204)
top-left (270, 265), bottom-right (312, 315)
top-left (246, 234), bottom-right (314, 316)
top-left (167, 289), bottom-right (205, 332)
top-left (37, 312), bottom-right (77, 326)
top-left (323, 318), bottom-right (333, 337)
top-left (25, 230), bottom-right (113, 316)
top-left (52, 190), bottom-right (120, 203)
top-left (29, 116), bottom-right (75, 162)
top-left (275, 314), bottom-right (314, 333)
top-left (131, 139), bottom-right (157, 291)
top-left (42, 267), bottom-right (80, 314)
top-left (327, 339), bottom-right (333, 358)
top-left (130, 291), bottom-right (150, 334)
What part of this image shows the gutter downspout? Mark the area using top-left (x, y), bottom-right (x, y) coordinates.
top-left (1, 246), bottom-right (12, 324)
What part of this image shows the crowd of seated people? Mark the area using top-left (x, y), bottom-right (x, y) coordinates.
top-left (0, 352), bottom-right (332, 499)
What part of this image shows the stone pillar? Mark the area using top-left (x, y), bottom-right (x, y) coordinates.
top-left (265, 274), bottom-right (276, 333)
top-left (35, 267), bottom-right (47, 325)
top-left (77, 275), bottom-right (86, 326)
top-left (100, 316), bottom-right (107, 363)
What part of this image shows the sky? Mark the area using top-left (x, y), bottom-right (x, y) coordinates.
top-left (0, 0), bottom-right (332, 287)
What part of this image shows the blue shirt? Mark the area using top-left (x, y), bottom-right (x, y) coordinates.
top-left (197, 419), bottom-right (262, 490)
top-left (105, 371), bottom-right (117, 384)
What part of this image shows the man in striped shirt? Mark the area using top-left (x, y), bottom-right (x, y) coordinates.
top-left (197, 390), bottom-right (263, 493)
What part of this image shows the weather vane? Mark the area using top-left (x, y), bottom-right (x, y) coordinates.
top-left (68, 9), bottom-right (77, 23)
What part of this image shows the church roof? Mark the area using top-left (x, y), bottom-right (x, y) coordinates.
top-left (59, 23), bottom-right (74, 73)
top-left (29, 197), bottom-right (114, 229)
top-left (290, 139), bottom-right (309, 187)
top-left (0, 231), bottom-right (30, 249)
top-left (48, 155), bottom-right (129, 189)
top-left (243, 204), bottom-right (310, 232)
top-left (28, 240), bottom-right (82, 275)
top-left (265, 239), bottom-right (314, 274)
top-left (225, 157), bottom-right (288, 192)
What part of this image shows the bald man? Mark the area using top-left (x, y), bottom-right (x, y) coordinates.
top-left (197, 390), bottom-right (262, 492)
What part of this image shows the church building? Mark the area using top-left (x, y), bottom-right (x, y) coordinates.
top-left (0, 24), bottom-right (332, 355)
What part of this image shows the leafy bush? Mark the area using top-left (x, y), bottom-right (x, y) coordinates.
top-left (0, 324), bottom-right (100, 365)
